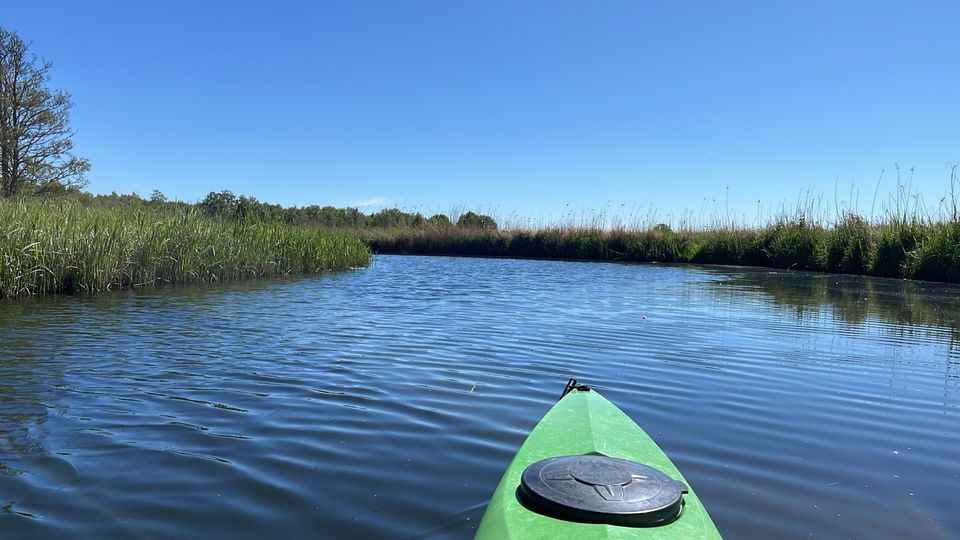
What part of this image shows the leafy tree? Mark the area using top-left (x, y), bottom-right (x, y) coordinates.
top-left (456, 211), bottom-right (498, 230)
top-left (339, 207), bottom-right (365, 228)
top-left (0, 28), bottom-right (89, 197)
top-left (198, 190), bottom-right (238, 218)
top-left (368, 208), bottom-right (424, 228)
top-left (236, 195), bottom-right (260, 220)
top-left (149, 189), bottom-right (167, 205)
top-left (428, 213), bottom-right (452, 227)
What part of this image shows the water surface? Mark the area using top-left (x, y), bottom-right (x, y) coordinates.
top-left (1, 255), bottom-right (958, 538)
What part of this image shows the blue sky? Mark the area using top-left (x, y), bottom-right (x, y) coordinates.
top-left (5, 1), bottom-right (959, 225)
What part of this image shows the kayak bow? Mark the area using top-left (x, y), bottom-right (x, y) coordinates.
top-left (475, 380), bottom-right (721, 539)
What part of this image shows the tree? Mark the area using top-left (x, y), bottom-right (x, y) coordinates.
top-left (0, 28), bottom-right (89, 197)
top-left (149, 189), bottom-right (167, 205)
top-left (368, 208), bottom-right (423, 228)
top-left (428, 213), bottom-right (452, 227)
top-left (198, 190), bottom-right (238, 218)
top-left (456, 211), bottom-right (498, 231)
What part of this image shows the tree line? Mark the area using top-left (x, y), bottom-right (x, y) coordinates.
top-left (61, 188), bottom-right (498, 230)
top-left (194, 190), bottom-right (497, 230)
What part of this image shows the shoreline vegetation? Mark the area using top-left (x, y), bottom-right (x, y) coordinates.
top-left (0, 198), bottom-right (371, 298)
top-left (366, 171), bottom-right (960, 284)
top-left (2, 26), bottom-right (957, 296)
top-left (2, 177), bottom-right (959, 300)
top-left (365, 216), bottom-right (959, 283)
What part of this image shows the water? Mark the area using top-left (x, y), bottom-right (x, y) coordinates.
top-left (1, 255), bottom-right (958, 539)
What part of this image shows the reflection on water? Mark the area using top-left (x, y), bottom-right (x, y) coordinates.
top-left (1, 330), bottom-right (66, 482)
top-left (0, 256), bottom-right (958, 538)
top-left (703, 268), bottom-right (960, 411)
top-left (707, 268), bottom-right (960, 344)
top-left (655, 266), bottom-right (960, 369)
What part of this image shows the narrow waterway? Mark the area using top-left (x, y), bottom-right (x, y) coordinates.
top-left (1, 255), bottom-right (958, 538)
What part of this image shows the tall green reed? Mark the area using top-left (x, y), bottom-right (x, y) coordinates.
top-left (0, 198), bottom-right (370, 297)
top-left (365, 197), bottom-right (960, 284)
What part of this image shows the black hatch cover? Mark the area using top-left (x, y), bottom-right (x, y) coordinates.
top-left (519, 454), bottom-right (688, 527)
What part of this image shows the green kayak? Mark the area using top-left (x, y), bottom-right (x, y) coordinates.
top-left (475, 380), bottom-right (722, 539)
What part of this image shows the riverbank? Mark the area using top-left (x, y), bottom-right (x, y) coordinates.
top-left (364, 215), bottom-right (960, 283)
top-left (0, 199), bottom-right (371, 297)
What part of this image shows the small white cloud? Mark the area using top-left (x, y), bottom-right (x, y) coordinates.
top-left (347, 195), bottom-right (387, 207)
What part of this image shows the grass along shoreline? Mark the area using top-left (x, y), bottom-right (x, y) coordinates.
top-left (0, 199), bottom-right (371, 298)
top-left (4, 182), bottom-right (959, 295)
top-left (365, 214), bottom-right (960, 283)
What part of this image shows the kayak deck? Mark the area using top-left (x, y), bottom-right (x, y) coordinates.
top-left (475, 387), bottom-right (721, 539)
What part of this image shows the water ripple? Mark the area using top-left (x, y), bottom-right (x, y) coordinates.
top-left (1, 256), bottom-right (959, 538)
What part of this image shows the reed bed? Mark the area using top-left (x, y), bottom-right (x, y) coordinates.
top-left (364, 215), bottom-right (960, 283)
top-left (0, 198), bottom-right (371, 297)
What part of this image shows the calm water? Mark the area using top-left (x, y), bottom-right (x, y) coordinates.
top-left (1, 255), bottom-right (959, 539)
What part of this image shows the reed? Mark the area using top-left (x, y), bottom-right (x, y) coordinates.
top-left (0, 198), bottom-right (371, 297)
top-left (365, 212), bottom-right (960, 284)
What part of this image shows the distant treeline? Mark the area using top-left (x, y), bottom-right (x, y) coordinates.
top-left (59, 189), bottom-right (498, 231)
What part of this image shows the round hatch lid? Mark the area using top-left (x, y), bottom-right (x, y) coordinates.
top-left (519, 454), bottom-right (688, 527)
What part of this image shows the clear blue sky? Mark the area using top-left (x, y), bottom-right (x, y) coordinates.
top-left (5, 1), bottom-right (959, 225)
